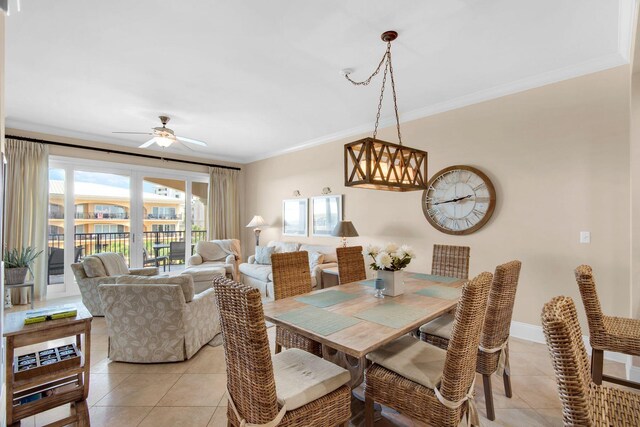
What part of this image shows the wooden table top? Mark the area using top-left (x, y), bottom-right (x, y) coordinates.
top-left (3, 304), bottom-right (92, 337)
top-left (263, 274), bottom-right (464, 358)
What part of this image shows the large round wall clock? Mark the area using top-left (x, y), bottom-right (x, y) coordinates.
top-left (421, 165), bottom-right (496, 235)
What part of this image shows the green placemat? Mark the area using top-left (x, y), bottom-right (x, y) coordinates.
top-left (354, 302), bottom-right (430, 329)
top-left (295, 290), bottom-right (359, 308)
top-left (359, 279), bottom-right (377, 287)
top-left (274, 306), bottom-right (360, 336)
top-left (414, 285), bottom-right (462, 300)
top-left (407, 272), bottom-right (459, 283)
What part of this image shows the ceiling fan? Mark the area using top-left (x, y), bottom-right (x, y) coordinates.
top-left (113, 116), bottom-right (207, 150)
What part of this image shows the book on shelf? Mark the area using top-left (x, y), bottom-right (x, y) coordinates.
top-left (24, 305), bottom-right (78, 324)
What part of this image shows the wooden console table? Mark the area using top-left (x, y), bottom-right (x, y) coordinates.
top-left (3, 304), bottom-right (92, 426)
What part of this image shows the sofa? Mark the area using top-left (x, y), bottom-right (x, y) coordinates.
top-left (71, 252), bottom-right (159, 316)
top-left (239, 240), bottom-right (338, 299)
top-left (186, 239), bottom-right (241, 282)
top-left (98, 274), bottom-right (219, 363)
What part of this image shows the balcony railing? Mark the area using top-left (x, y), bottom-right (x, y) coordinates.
top-left (74, 212), bottom-right (129, 220)
top-left (147, 213), bottom-right (183, 220)
top-left (47, 230), bottom-right (208, 265)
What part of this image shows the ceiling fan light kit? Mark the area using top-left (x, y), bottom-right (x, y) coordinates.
top-left (343, 31), bottom-right (428, 192)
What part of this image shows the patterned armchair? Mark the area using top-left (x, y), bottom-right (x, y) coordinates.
top-left (98, 274), bottom-right (219, 363)
top-left (71, 252), bottom-right (158, 316)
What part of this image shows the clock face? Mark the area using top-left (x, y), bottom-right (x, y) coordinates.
top-left (421, 165), bottom-right (496, 235)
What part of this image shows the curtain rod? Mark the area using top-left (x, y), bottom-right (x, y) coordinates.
top-left (5, 134), bottom-right (241, 171)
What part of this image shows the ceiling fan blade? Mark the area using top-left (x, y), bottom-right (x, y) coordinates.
top-left (113, 131), bottom-right (154, 135)
top-left (176, 136), bottom-right (207, 146)
top-left (138, 139), bottom-right (156, 148)
top-left (175, 140), bottom-right (194, 152)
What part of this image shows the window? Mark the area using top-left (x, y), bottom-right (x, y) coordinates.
top-left (74, 225), bottom-right (85, 233)
top-left (152, 224), bottom-right (176, 232)
top-left (151, 207), bottom-right (177, 219)
top-left (94, 204), bottom-right (127, 219)
top-left (94, 224), bottom-right (124, 234)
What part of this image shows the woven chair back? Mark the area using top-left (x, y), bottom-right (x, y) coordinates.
top-left (574, 265), bottom-right (606, 338)
top-left (542, 296), bottom-right (593, 425)
top-left (480, 260), bottom-right (522, 349)
top-left (440, 271), bottom-right (492, 402)
top-left (336, 246), bottom-right (366, 284)
top-left (431, 244), bottom-right (470, 279)
top-left (212, 276), bottom-right (279, 425)
top-left (272, 251), bottom-right (312, 300)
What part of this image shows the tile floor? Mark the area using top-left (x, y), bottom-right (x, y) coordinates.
top-left (6, 298), bottom-right (631, 427)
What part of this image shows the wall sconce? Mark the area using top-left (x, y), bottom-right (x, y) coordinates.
top-left (322, 187), bottom-right (332, 195)
top-left (292, 190), bottom-right (301, 197)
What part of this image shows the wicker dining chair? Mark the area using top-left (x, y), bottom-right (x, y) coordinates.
top-left (271, 251), bottom-right (322, 356)
top-left (212, 276), bottom-right (351, 427)
top-left (574, 265), bottom-right (640, 389)
top-left (542, 296), bottom-right (640, 426)
top-left (420, 260), bottom-right (522, 420)
top-left (432, 244), bottom-right (470, 279)
top-left (336, 246), bottom-right (366, 285)
top-left (364, 271), bottom-right (493, 427)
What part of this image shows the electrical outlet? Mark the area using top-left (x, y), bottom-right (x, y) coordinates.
top-left (580, 231), bottom-right (591, 244)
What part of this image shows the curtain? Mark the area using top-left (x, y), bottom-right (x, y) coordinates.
top-left (4, 139), bottom-right (49, 304)
top-left (208, 167), bottom-right (240, 240)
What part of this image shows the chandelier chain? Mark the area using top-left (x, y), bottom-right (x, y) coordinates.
top-left (344, 42), bottom-right (402, 145)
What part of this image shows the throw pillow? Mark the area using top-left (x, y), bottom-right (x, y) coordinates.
top-left (255, 246), bottom-right (275, 265)
top-left (116, 274), bottom-right (195, 303)
top-left (83, 256), bottom-right (107, 278)
top-left (308, 251), bottom-right (325, 272)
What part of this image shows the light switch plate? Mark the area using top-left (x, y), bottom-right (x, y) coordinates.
top-left (580, 231), bottom-right (591, 244)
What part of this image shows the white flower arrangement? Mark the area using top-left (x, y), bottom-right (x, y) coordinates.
top-left (364, 243), bottom-right (415, 271)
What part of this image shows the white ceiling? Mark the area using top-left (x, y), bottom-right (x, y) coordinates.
top-left (5, 0), bottom-right (636, 163)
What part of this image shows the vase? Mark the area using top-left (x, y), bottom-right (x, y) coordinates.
top-left (378, 270), bottom-right (404, 296)
top-left (5, 267), bottom-right (28, 285)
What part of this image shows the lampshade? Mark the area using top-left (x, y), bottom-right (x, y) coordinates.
top-left (154, 135), bottom-right (174, 148)
top-left (331, 221), bottom-right (359, 238)
top-left (246, 215), bottom-right (267, 228)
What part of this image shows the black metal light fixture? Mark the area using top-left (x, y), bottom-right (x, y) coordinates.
top-left (344, 31), bottom-right (428, 192)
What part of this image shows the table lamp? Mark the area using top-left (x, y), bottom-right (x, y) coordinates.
top-left (246, 215), bottom-right (267, 246)
top-left (331, 221), bottom-right (359, 247)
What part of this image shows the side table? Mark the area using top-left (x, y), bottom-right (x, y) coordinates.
top-left (4, 281), bottom-right (35, 309)
top-left (4, 304), bottom-right (92, 426)
top-left (321, 267), bottom-right (340, 288)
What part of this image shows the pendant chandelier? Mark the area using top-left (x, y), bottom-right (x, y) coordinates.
top-left (344, 31), bottom-right (428, 192)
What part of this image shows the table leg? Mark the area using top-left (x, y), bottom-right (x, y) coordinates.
top-left (30, 285), bottom-right (34, 309)
top-left (6, 336), bottom-right (14, 425)
top-left (322, 345), bottom-right (381, 426)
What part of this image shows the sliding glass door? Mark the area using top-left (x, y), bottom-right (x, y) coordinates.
top-left (48, 157), bottom-right (208, 296)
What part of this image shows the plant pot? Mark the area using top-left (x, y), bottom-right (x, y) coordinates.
top-left (378, 270), bottom-right (404, 296)
top-left (5, 267), bottom-right (28, 285)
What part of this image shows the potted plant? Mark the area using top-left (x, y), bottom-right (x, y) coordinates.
top-left (4, 247), bottom-right (43, 285)
top-left (364, 243), bottom-right (415, 296)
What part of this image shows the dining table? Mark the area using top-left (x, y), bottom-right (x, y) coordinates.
top-left (262, 272), bottom-right (465, 388)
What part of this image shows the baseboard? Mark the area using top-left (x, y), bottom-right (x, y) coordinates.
top-left (510, 320), bottom-right (629, 365)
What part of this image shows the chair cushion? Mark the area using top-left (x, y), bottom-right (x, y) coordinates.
top-left (181, 266), bottom-right (227, 282)
top-left (419, 313), bottom-right (455, 341)
top-left (239, 263), bottom-right (273, 283)
top-left (82, 256), bottom-right (107, 278)
top-left (255, 246), bottom-right (275, 265)
top-left (116, 274), bottom-right (195, 303)
top-left (273, 348), bottom-right (350, 411)
top-left (365, 335), bottom-right (447, 389)
top-left (195, 241), bottom-right (229, 262)
top-left (93, 253), bottom-right (129, 276)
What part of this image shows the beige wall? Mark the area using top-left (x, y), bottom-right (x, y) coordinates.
top-left (631, 71), bottom-right (640, 370)
top-left (244, 66), bottom-right (632, 327)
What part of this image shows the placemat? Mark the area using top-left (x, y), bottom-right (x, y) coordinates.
top-left (274, 306), bottom-right (360, 336)
top-left (295, 290), bottom-right (359, 308)
top-left (359, 279), bottom-right (377, 287)
top-left (407, 272), bottom-right (460, 283)
top-left (354, 302), bottom-right (430, 329)
top-left (414, 285), bottom-right (462, 300)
